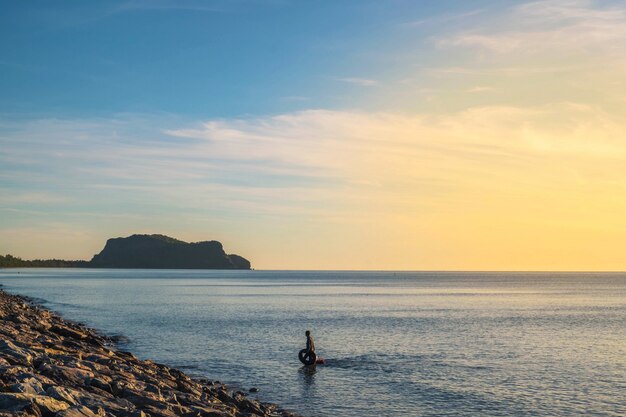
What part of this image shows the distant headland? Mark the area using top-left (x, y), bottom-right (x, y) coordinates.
top-left (0, 234), bottom-right (251, 270)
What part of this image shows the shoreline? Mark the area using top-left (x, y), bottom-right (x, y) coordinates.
top-left (0, 289), bottom-right (300, 417)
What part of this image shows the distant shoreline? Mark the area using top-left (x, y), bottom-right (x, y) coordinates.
top-left (0, 264), bottom-right (253, 270)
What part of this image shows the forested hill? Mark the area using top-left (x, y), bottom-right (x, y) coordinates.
top-left (89, 234), bottom-right (251, 269)
top-left (1, 234), bottom-right (251, 270)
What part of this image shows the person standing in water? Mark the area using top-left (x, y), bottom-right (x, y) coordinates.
top-left (305, 330), bottom-right (315, 354)
top-left (299, 330), bottom-right (324, 365)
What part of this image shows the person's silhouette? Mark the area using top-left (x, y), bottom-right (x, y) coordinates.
top-left (305, 330), bottom-right (315, 354)
top-left (298, 330), bottom-right (317, 365)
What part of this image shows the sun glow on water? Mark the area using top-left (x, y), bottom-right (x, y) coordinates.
top-left (2, 269), bottom-right (625, 416)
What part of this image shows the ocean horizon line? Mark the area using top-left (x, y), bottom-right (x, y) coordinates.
top-left (3, 267), bottom-right (626, 273)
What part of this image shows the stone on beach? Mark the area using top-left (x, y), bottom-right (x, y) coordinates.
top-left (0, 393), bottom-right (70, 413)
top-left (56, 405), bottom-right (101, 417)
top-left (0, 290), bottom-right (298, 417)
top-left (0, 340), bottom-right (33, 366)
top-left (9, 377), bottom-right (45, 395)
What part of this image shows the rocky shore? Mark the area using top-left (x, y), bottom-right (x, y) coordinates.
top-left (0, 289), bottom-right (299, 417)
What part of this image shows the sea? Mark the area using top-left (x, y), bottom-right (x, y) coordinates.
top-left (0, 269), bottom-right (624, 417)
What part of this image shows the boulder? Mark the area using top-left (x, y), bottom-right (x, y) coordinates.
top-left (0, 393), bottom-right (32, 411)
top-left (56, 405), bottom-right (100, 417)
top-left (73, 393), bottom-right (134, 415)
top-left (31, 395), bottom-right (71, 415)
top-left (46, 386), bottom-right (80, 406)
top-left (0, 290), bottom-right (296, 417)
top-left (122, 388), bottom-right (164, 408)
top-left (89, 378), bottom-right (113, 395)
top-left (0, 393), bottom-right (69, 414)
top-left (39, 364), bottom-right (95, 385)
top-left (188, 405), bottom-right (232, 417)
top-left (9, 377), bottom-right (45, 395)
top-left (49, 325), bottom-right (87, 341)
top-left (83, 354), bottom-right (111, 365)
top-left (0, 340), bottom-right (33, 365)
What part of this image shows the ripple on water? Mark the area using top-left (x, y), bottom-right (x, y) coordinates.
top-left (1, 270), bottom-right (625, 417)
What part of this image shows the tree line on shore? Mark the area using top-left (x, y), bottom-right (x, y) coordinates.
top-left (0, 254), bottom-right (87, 268)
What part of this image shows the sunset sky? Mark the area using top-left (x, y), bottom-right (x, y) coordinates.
top-left (2, 0), bottom-right (626, 270)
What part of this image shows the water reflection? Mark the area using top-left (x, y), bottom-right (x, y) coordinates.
top-left (299, 365), bottom-right (317, 386)
top-left (2, 269), bottom-right (625, 417)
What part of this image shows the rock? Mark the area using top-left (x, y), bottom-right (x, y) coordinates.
top-left (56, 405), bottom-right (101, 417)
top-left (31, 395), bottom-right (71, 415)
top-left (23, 402), bottom-right (43, 417)
top-left (115, 351), bottom-right (137, 361)
top-left (43, 347), bottom-right (69, 357)
top-left (39, 363), bottom-right (94, 385)
top-left (0, 393), bottom-right (32, 411)
top-left (49, 325), bottom-right (87, 341)
top-left (5, 313), bottom-right (29, 325)
top-left (108, 335), bottom-right (130, 345)
top-left (0, 290), bottom-right (300, 417)
top-left (216, 390), bottom-right (232, 404)
top-left (83, 354), bottom-right (111, 365)
top-left (143, 383), bottom-right (161, 396)
top-left (89, 378), bottom-right (113, 394)
top-left (36, 319), bottom-right (52, 330)
top-left (0, 393), bottom-right (69, 414)
top-left (0, 340), bottom-right (33, 365)
top-left (9, 377), bottom-right (45, 395)
top-left (74, 394), bottom-right (134, 415)
top-left (45, 386), bottom-right (80, 406)
top-left (236, 398), bottom-right (263, 415)
top-left (177, 380), bottom-right (201, 397)
top-left (122, 388), bottom-right (164, 408)
top-left (85, 385), bottom-right (114, 400)
top-left (188, 405), bottom-right (231, 417)
top-left (261, 403), bottom-right (276, 414)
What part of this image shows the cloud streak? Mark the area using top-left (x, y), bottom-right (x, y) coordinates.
top-left (335, 77), bottom-right (379, 87)
top-left (4, 0), bottom-right (626, 269)
top-left (438, 0), bottom-right (626, 56)
top-left (3, 100), bottom-right (626, 268)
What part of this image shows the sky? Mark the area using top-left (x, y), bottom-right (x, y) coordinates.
top-left (2, 0), bottom-right (626, 270)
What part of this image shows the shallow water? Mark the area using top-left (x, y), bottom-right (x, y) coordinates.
top-left (1, 269), bottom-right (625, 416)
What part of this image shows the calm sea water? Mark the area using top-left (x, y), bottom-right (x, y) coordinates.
top-left (0, 269), bottom-right (624, 416)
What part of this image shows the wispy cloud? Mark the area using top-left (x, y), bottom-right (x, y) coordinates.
top-left (0, 191), bottom-right (69, 205)
top-left (3, 102), bottom-right (626, 267)
top-left (424, 65), bottom-right (578, 76)
top-left (280, 96), bottom-right (310, 102)
top-left (334, 77), bottom-right (379, 87)
top-left (400, 9), bottom-right (485, 28)
top-left (438, 0), bottom-right (626, 56)
top-left (465, 86), bottom-right (494, 93)
top-left (4, 0), bottom-right (626, 268)
top-left (113, 0), bottom-right (235, 14)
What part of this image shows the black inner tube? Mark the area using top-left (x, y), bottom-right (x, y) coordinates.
top-left (298, 349), bottom-right (317, 365)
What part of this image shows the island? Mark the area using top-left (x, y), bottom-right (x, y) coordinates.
top-left (0, 234), bottom-right (251, 270)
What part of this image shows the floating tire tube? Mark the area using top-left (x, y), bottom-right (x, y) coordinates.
top-left (298, 349), bottom-right (317, 365)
